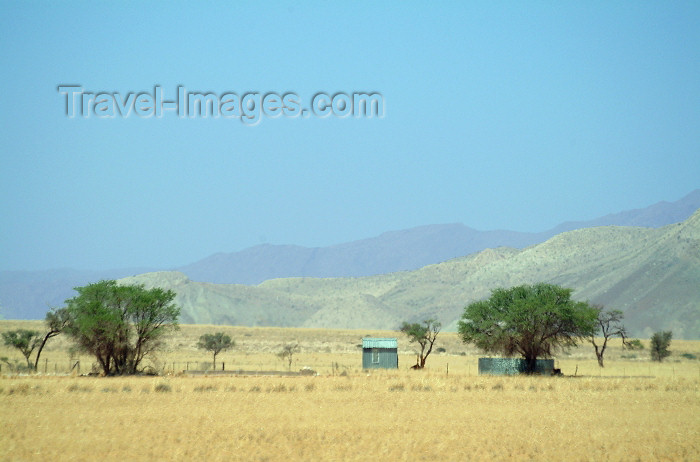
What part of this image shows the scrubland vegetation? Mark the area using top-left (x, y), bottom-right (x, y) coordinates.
top-left (2, 321), bottom-right (699, 461)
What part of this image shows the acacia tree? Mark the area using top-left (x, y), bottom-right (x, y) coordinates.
top-left (277, 343), bottom-right (300, 371)
top-left (1, 329), bottom-right (42, 370)
top-left (589, 306), bottom-right (627, 368)
top-left (33, 307), bottom-right (72, 370)
top-left (399, 319), bottom-right (441, 369)
top-left (197, 332), bottom-right (234, 369)
top-left (458, 283), bottom-right (598, 373)
top-left (63, 280), bottom-right (180, 375)
top-left (650, 331), bottom-right (672, 362)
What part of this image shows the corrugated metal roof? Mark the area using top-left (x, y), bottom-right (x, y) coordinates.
top-left (362, 338), bottom-right (398, 348)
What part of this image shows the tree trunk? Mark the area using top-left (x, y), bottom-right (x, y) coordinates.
top-left (524, 356), bottom-right (537, 374)
top-left (34, 333), bottom-right (54, 371)
top-left (98, 355), bottom-right (111, 376)
top-left (591, 337), bottom-right (607, 368)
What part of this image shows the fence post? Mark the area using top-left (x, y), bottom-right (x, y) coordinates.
top-left (45, 358), bottom-right (48, 374)
top-left (222, 362), bottom-right (225, 371)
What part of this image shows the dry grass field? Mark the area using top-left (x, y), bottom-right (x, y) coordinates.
top-left (1, 321), bottom-right (699, 461)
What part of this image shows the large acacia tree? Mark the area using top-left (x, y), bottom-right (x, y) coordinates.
top-left (458, 283), bottom-right (598, 373)
top-left (64, 280), bottom-right (180, 375)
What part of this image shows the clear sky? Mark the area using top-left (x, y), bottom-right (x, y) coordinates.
top-left (1, 2), bottom-right (698, 271)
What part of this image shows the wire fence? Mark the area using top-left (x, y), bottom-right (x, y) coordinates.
top-left (0, 359), bottom-right (83, 375)
top-left (2, 355), bottom-right (698, 378)
top-left (0, 358), bottom-right (352, 376)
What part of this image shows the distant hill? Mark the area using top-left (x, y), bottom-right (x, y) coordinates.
top-left (176, 226), bottom-right (543, 285)
top-left (1, 189), bottom-right (698, 322)
top-left (179, 189), bottom-right (700, 284)
top-left (120, 209), bottom-right (700, 339)
top-left (547, 189), bottom-right (700, 233)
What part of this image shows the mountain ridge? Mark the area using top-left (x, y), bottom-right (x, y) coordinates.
top-left (179, 189), bottom-right (700, 284)
top-left (120, 209), bottom-right (700, 339)
top-left (1, 189), bottom-right (698, 322)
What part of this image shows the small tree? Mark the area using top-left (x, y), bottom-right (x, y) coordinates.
top-left (459, 283), bottom-right (598, 373)
top-left (197, 332), bottom-right (234, 370)
top-left (650, 331), bottom-right (672, 362)
top-left (1, 329), bottom-right (42, 370)
top-left (399, 319), bottom-right (441, 369)
top-left (277, 343), bottom-right (300, 370)
top-left (589, 306), bottom-right (627, 368)
top-left (34, 307), bottom-right (72, 370)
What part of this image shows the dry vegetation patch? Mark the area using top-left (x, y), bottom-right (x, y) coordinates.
top-left (1, 322), bottom-right (699, 460)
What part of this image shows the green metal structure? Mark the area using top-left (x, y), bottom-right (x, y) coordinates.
top-left (362, 338), bottom-right (398, 369)
top-left (478, 357), bottom-right (555, 375)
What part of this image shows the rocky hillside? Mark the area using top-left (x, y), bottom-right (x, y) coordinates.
top-left (120, 209), bottom-right (700, 339)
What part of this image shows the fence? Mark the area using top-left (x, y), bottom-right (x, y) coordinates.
top-left (2, 355), bottom-right (697, 378)
top-left (0, 359), bottom-right (82, 375)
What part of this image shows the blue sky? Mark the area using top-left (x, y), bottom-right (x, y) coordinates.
top-left (1, 2), bottom-right (698, 271)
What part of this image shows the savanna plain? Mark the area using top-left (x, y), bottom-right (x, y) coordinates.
top-left (1, 321), bottom-right (699, 461)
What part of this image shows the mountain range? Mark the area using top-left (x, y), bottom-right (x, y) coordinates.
top-left (0, 190), bottom-right (700, 338)
top-left (117, 208), bottom-right (700, 339)
top-left (179, 189), bottom-right (700, 284)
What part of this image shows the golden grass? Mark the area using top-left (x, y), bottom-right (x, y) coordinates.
top-left (1, 373), bottom-right (699, 461)
top-left (1, 321), bottom-right (700, 460)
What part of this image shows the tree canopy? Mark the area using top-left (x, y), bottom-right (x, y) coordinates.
top-left (458, 283), bottom-right (598, 373)
top-left (63, 280), bottom-right (180, 375)
top-left (399, 319), bottom-right (441, 368)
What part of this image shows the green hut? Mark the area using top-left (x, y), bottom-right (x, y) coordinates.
top-left (362, 338), bottom-right (398, 369)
